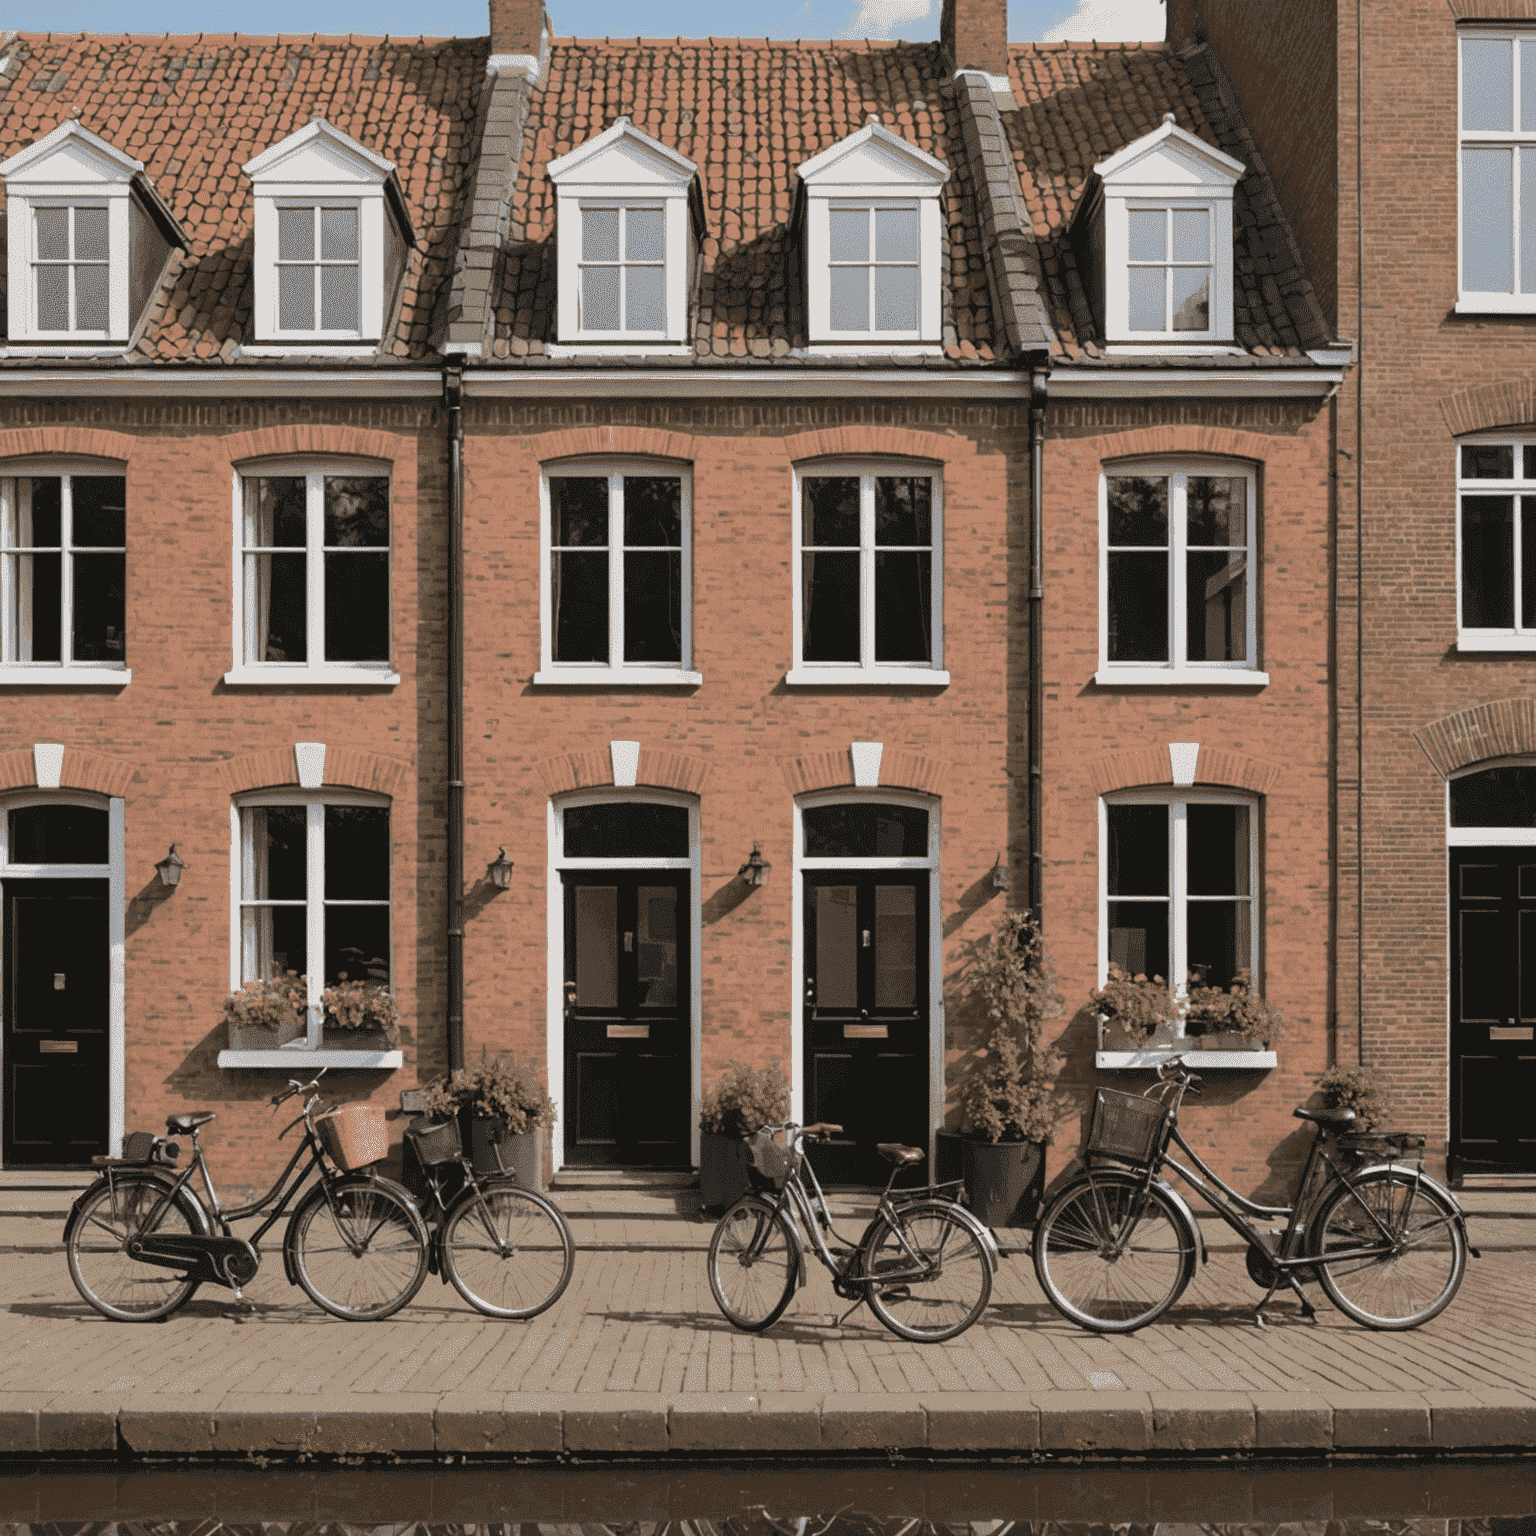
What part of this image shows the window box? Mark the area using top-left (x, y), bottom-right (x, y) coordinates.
top-left (1096, 1046), bottom-right (1277, 1070)
top-left (219, 1047), bottom-right (404, 1069)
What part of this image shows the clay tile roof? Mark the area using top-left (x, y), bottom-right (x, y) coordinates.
top-left (0, 31), bottom-right (487, 363)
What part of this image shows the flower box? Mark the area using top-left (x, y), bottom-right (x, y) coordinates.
top-left (228, 1015), bottom-right (306, 1052)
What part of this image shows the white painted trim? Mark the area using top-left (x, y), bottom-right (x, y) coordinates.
top-left (785, 666), bottom-right (950, 687)
top-left (1446, 757), bottom-right (1536, 845)
top-left (217, 1048), bottom-right (404, 1069)
top-left (222, 665), bottom-right (400, 687)
top-left (1093, 667), bottom-right (1269, 686)
top-left (32, 743), bottom-right (64, 789)
top-left (107, 795), bottom-right (125, 1157)
top-left (610, 740), bottom-right (640, 788)
top-left (545, 343), bottom-right (695, 359)
top-left (804, 345), bottom-right (946, 358)
top-left (1454, 295), bottom-right (1536, 312)
top-left (294, 741), bottom-right (326, 789)
top-left (0, 346), bottom-right (134, 359)
top-left (532, 668), bottom-right (702, 687)
top-left (1045, 367), bottom-right (1344, 399)
top-left (850, 741), bottom-right (883, 787)
top-left (1456, 634), bottom-right (1536, 651)
top-left (239, 345), bottom-right (384, 359)
top-left (1169, 742), bottom-right (1200, 786)
top-left (0, 665), bottom-right (131, 686)
top-left (1096, 1049), bottom-right (1276, 1069)
top-left (487, 52), bottom-right (541, 80)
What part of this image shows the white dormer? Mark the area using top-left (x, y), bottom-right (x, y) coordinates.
top-left (797, 121), bottom-right (950, 353)
top-left (243, 119), bottom-right (416, 347)
top-left (1087, 115), bottom-right (1244, 350)
top-left (1, 119), bottom-right (185, 350)
top-left (548, 117), bottom-right (704, 353)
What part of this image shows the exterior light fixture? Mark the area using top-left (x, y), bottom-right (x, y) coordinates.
top-left (739, 842), bottom-right (771, 889)
top-left (989, 851), bottom-right (1009, 891)
top-left (155, 844), bottom-right (187, 889)
top-left (487, 847), bottom-right (515, 890)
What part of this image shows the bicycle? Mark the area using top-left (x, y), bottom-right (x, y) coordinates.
top-left (706, 1121), bottom-right (1000, 1342)
top-left (64, 1070), bottom-right (430, 1322)
top-left (402, 1113), bottom-right (575, 1318)
top-left (1032, 1056), bottom-right (1478, 1334)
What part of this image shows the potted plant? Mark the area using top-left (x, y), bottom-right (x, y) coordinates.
top-left (222, 971), bottom-right (307, 1051)
top-left (1317, 1063), bottom-right (1393, 1131)
top-left (956, 911), bottom-right (1064, 1228)
top-left (319, 977), bottom-right (402, 1048)
top-left (420, 1053), bottom-right (557, 1190)
top-left (1089, 963), bottom-right (1179, 1049)
top-left (698, 1059), bottom-right (790, 1211)
top-left (1183, 968), bottom-right (1284, 1051)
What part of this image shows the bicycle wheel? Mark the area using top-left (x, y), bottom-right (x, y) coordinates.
top-left (1309, 1166), bottom-right (1467, 1329)
top-left (66, 1172), bottom-right (205, 1322)
top-left (287, 1175), bottom-right (429, 1321)
top-left (441, 1179), bottom-right (575, 1319)
top-left (707, 1195), bottom-right (798, 1332)
top-left (1033, 1171), bottom-right (1196, 1333)
top-left (861, 1200), bottom-right (992, 1342)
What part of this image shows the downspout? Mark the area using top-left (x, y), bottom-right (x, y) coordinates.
top-left (444, 364), bottom-right (466, 1072)
top-left (1028, 369), bottom-right (1048, 921)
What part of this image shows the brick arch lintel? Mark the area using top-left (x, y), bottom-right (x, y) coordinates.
top-left (535, 748), bottom-right (711, 797)
top-left (1095, 425), bottom-right (1274, 465)
top-left (1415, 698), bottom-right (1536, 778)
top-left (1089, 746), bottom-right (1283, 797)
top-left (776, 750), bottom-right (947, 796)
top-left (0, 746), bottom-right (135, 798)
top-left (1439, 378), bottom-right (1536, 438)
top-left (216, 746), bottom-right (409, 797)
top-left (220, 425), bottom-right (402, 465)
top-left (0, 427), bottom-right (139, 465)
top-left (781, 426), bottom-right (973, 465)
top-left (524, 427), bottom-right (701, 465)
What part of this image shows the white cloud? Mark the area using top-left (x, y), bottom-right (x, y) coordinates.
top-left (1037, 0), bottom-right (1165, 42)
top-left (839, 0), bottom-right (933, 40)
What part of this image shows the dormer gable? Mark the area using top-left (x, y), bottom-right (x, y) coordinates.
top-left (242, 118), bottom-right (417, 346)
top-left (795, 120), bottom-right (950, 350)
top-left (547, 117), bottom-right (705, 350)
top-left (1083, 114), bottom-right (1245, 349)
top-left (1, 119), bottom-right (186, 348)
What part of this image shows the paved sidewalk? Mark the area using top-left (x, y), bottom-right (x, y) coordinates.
top-left (0, 1187), bottom-right (1531, 1461)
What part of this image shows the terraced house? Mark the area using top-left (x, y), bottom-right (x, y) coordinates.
top-left (0, 0), bottom-right (1347, 1200)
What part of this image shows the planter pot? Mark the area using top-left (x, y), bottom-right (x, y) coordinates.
top-left (934, 1130), bottom-right (965, 1185)
top-left (467, 1116), bottom-right (546, 1190)
top-left (961, 1137), bottom-right (1046, 1229)
top-left (1194, 1031), bottom-right (1264, 1052)
top-left (227, 1015), bottom-right (305, 1052)
top-left (698, 1129), bottom-right (754, 1211)
top-left (319, 1026), bottom-right (396, 1053)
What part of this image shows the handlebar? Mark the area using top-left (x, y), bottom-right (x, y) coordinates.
top-left (756, 1120), bottom-right (843, 1142)
top-left (1155, 1054), bottom-right (1203, 1095)
top-left (270, 1066), bottom-right (328, 1108)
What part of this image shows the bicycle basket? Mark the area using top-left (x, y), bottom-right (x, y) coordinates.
top-left (1086, 1088), bottom-right (1172, 1168)
top-left (745, 1127), bottom-right (795, 1192)
top-left (315, 1103), bottom-right (388, 1171)
top-left (406, 1115), bottom-right (462, 1168)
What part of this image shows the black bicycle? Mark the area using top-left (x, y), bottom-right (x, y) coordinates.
top-left (64, 1071), bottom-right (429, 1322)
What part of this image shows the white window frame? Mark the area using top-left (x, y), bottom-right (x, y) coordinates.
top-left (787, 459), bottom-right (948, 687)
top-left (1446, 757), bottom-right (1536, 846)
top-left (534, 460), bottom-right (699, 686)
top-left (1097, 787), bottom-right (1273, 1068)
top-left (813, 198), bottom-right (931, 343)
top-left (572, 200), bottom-right (669, 337)
top-left (1454, 433), bottom-right (1536, 650)
top-left (270, 200), bottom-right (365, 339)
top-left (1095, 459), bottom-right (1266, 686)
top-left (224, 457), bottom-right (398, 687)
top-left (1457, 26), bottom-right (1536, 313)
top-left (219, 786), bottom-right (401, 1069)
top-left (27, 201), bottom-right (113, 338)
top-left (0, 461), bottom-right (131, 685)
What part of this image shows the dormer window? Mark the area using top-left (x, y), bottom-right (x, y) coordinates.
top-left (548, 118), bottom-right (704, 353)
top-left (797, 123), bottom-right (949, 352)
top-left (1088, 115), bottom-right (1243, 350)
top-left (1, 120), bottom-right (185, 349)
top-left (244, 120), bottom-right (416, 347)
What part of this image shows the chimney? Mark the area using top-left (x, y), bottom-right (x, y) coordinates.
top-left (941, 0), bottom-right (1008, 79)
top-left (489, 0), bottom-right (549, 73)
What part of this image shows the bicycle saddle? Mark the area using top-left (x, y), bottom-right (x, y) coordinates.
top-left (877, 1142), bottom-right (925, 1166)
top-left (166, 1112), bottom-right (217, 1133)
top-left (1293, 1105), bottom-right (1356, 1127)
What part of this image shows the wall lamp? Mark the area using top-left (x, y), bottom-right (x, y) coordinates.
top-left (739, 842), bottom-right (771, 889)
top-left (155, 844), bottom-right (187, 889)
top-left (989, 851), bottom-right (1009, 891)
top-left (487, 847), bottom-right (516, 890)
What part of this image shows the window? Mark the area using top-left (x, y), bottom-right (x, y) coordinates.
top-left (790, 463), bottom-right (946, 685)
top-left (1458, 29), bottom-right (1536, 310)
top-left (1456, 438), bottom-right (1536, 648)
top-left (233, 792), bottom-right (392, 1053)
top-left (536, 463), bottom-right (696, 684)
top-left (1127, 206), bottom-right (1211, 333)
top-left (1102, 791), bottom-right (1256, 1027)
top-left (0, 469), bottom-right (127, 681)
top-left (578, 204), bottom-right (666, 333)
top-left (32, 205), bottom-right (111, 336)
top-left (276, 204), bottom-right (361, 334)
top-left (1097, 462), bottom-right (1264, 685)
top-left (797, 124), bottom-right (948, 351)
top-left (228, 464), bottom-right (395, 685)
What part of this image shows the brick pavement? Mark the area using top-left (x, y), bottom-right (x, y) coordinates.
top-left (0, 1190), bottom-right (1531, 1460)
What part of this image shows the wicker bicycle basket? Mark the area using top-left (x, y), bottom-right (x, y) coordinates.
top-left (315, 1103), bottom-right (389, 1171)
top-left (745, 1127), bottom-right (796, 1193)
top-left (406, 1114), bottom-right (462, 1168)
top-left (1086, 1087), bottom-right (1172, 1169)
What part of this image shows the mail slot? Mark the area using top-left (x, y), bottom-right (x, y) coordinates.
top-left (39, 1040), bottom-right (78, 1054)
top-left (606, 1024), bottom-right (650, 1039)
top-left (843, 1024), bottom-right (888, 1039)
top-left (1490, 1025), bottom-right (1535, 1040)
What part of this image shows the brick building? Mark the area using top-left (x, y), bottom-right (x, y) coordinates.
top-left (1171, 0), bottom-right (1536, 1181)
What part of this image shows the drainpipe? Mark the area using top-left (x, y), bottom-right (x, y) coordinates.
top-left (444, 364), bottom-right (466, 1072)
top-left (1028, 369), bottom-right (1047, 922)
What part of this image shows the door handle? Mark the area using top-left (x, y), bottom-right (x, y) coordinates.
top-left (624, 932), bottom-right (634, 953)
top-left (564, 980), bottom-right (578, 1017)
top-left (804, 976), bottom-right (816, 1004)
top-left (860, 1008), bottom-right (869, 1020)
top-left (862, 929), bottom-right (871, 948)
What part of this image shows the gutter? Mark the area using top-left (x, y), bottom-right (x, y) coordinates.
top-left (444, 365), bottom-right (466, 1073)
top-left (1029, 368), bottom-right (1048, 921)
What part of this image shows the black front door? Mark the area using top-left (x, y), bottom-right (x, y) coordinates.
top-left (563, 872), bottom-right (690, 1167)
top-left (1449, 847), bottom-right (1536, 1176)
top-left (3, 879), bottom-right (109, 1167)
top-left (802, 871), bottom-right (929, 1186)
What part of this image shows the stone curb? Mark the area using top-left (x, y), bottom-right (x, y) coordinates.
top-left (2, 1388), bottom-right (1535, 1457)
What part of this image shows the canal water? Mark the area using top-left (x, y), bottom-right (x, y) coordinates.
top-left (0, 1457), bottom-right (1533, 1529)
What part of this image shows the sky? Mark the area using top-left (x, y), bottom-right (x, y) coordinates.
top-left (0, 0), bottom-right (1167, 45)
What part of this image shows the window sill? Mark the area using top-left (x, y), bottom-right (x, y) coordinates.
top-left (218, 1048), bottom-right (403, 1070)
top-left (531, 667), bottom-right (703, 687)
top-left (1456, 634), bottom-right (1536, 652)
top-left (1096, 1048), bottom-right (1276, 1069)
top-left (785, 666), bottom-right (950, 688)
top-left (1454, 296), bottom-right (1536, 315)
top-left (545, 342), bottom-right (694, 358)
top-left (0, 665), bottom-right (131, 687)
top-left (1, 342), bottom-right (131, 358)
top-left (1093, 667), bottom-right (1269, 687)
top-left (240, 343), bottom-right (382, 357)
top-left (805, 343), bottom-right (944, 357)
top-left (222, 665), bottom-right (400, 687)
